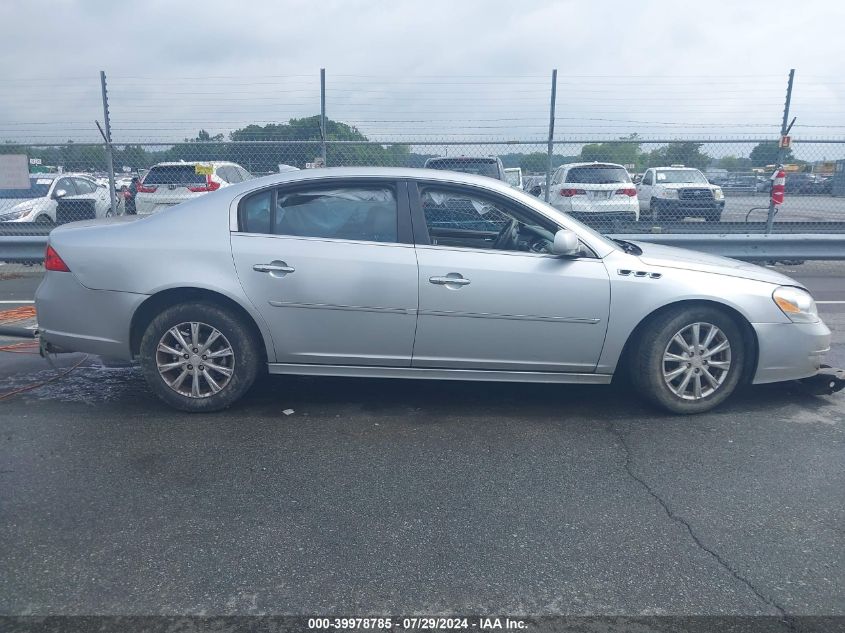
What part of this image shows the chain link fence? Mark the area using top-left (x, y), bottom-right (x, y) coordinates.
top-left (2, 71), bottom-right (845, 276)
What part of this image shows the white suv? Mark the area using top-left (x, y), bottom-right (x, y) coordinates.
top-left (135, 161), bottom-right (252, 215)
top-left (0, 173), bottom-right (114, 223)
top-left (637, 166), bottom-right (725, 222)
top-left (547, 162), bottom-right (638, 225)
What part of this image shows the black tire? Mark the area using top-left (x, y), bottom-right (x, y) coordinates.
top-left (35, 214), bottom-right (54, 224)
top-left (629, 305), bottom-right (746, 414)
top-left (139, 301), bottom-right (261, 412)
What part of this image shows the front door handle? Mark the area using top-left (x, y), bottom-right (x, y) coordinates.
top-left (429, 275), bottom-right (470, 287)
top-left (253, 262), bottom-right (295, 275)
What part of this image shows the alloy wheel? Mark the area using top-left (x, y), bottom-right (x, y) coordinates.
top-left (156, 321), bottom-right (235, 398)
top-left (662, 322), bottom-right (732, 400)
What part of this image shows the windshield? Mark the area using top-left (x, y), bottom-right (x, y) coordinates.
top-left (0, 177), bottom-right (52, 199)
top-left (655, 169), bottom-right (708, 184)
top-left (426, 158), bottom-right (500, 179)
top-left (143, 165), bottom-right (207, 185)
top-left (566, 166), bottom-right (631, 184)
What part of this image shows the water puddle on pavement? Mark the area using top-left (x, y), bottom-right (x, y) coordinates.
top-left (3, 360), bottom-right (148, 404)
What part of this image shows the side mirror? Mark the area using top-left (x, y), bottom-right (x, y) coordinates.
top-left (529, 185), bottom-right (542, 196)
top-left (551, 229), bottom-right (581, 257)
top-left (53, 189), bottom-right (68, 199)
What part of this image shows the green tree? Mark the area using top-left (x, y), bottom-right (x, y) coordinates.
top-left (580, 134), bottom-right (641, 168)
top-left (229, 116), bottom-right (409, 171)
top-left (749, 141), bottom-right (795, 167)
top-left (644, 142), bottom-right (710, 170)
top-left (714, 155), bottom-right (753, 171)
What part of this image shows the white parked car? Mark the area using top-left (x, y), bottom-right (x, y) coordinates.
top-left (637, 166), bottom-right (725, 222)
top-left (547, 162), bottom-right (639, 224)
top-left (135, 161), bottom-right (252, 216)
top-left (0, 173), bottom-right (115, 223)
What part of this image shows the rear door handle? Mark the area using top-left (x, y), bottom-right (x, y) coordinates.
top-left (429, 275), bottom-right (470, 286)
top-left (253, 263), bottom-right (295, 274)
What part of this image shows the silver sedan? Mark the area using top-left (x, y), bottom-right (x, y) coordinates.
top-left (35, 167), bottom-right (834, 414)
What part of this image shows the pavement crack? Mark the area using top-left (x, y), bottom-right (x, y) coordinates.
top-left (607, 422), bottom-right (796, 629)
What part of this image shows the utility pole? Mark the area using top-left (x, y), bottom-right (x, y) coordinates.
top-left (320, 68), bottom-right (327, 167)
top-left (99, 71), bottom-right (118, 214)
top-left (765, 68), bottom-right (795, 234)
top-left (545, 69), bottom-right (557, 203)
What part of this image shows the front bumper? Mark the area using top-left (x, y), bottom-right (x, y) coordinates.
top-left (652, 199), bottom-right (725, 215)
top-left (35, 271), bottom-right (145, 360)
top-left (752, 319), bottom-right (832, 384)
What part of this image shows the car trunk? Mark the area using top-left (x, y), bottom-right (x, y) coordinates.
top-left (138, 165), bottom-right (209, 212)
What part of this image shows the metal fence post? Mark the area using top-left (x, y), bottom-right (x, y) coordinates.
top-left (545, 69), bottom-right (557, 203)
top-left (320, 68), bottom-right (327, 167)
top-left (765, 68), bottom-right (795, 234)
top-left (99, 70), bottom-right (118, 214)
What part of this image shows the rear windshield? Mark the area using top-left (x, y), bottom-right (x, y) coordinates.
top-left (566, 166), bottom-right (631, 184)
top-left (143, 165), bottom-right (207, 185)
top-left (426, 159), bottom-right (500, 179)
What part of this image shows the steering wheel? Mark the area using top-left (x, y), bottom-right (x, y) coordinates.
top-left (493, 218), bottom-right (519, 250)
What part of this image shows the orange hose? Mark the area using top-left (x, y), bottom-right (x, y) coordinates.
top-left (0, 306), bottom-right (37, 324)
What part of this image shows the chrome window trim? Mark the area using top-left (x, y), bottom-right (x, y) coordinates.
top-left (230, 231), bottom-right (415, 249)
top-left (413, 243), bottom-right (602, 262)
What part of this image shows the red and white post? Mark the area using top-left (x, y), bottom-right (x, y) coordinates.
top-left (770, 168), bottom-right (786, 206)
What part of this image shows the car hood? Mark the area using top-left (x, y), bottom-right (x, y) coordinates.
top-left (631, 241), bottom-right (799, 286)
top-left (0, 197), bottom-right (50, 213)
top-left (657, 183), bottom-right (713, 190)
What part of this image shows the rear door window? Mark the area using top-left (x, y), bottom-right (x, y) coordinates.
top-left (72, 178), bottom-right (97, 194)
top-left (275, 186), bottom-right (397, 243)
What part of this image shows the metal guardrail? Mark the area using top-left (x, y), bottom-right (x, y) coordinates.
top-left (608, 233), bottom-right (845, 261)
top-left (1, 223), bottom-right (845, 263)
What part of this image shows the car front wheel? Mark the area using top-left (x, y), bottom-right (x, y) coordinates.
top-left (139, 302), bottom-right (261, 412)
top-left (630, 306), bottom-right (746, 414)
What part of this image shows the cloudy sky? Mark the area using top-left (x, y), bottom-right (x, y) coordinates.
top-left (1, 0), bottom-right (844, 152)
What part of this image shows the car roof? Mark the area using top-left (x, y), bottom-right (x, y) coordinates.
top-left (654, 166), bottom-right (699, 170)
top-left (426, 156), bottom-right (499, 162)
top-left (35, 173), bottom-right (95, 180)
top-left (559, 162), bottom-right (626, 169)
top-left (150, 161), bottom-right (237, 167)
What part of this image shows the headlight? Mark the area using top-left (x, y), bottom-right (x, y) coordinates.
top-left (658, 189), bottom-right (679, 199)
top-left (713, 188), bottom-right (724, 200)
top-left (0, 207), bottom-right (35, 221)
top-left (773, 286), bottom-right (819, 323)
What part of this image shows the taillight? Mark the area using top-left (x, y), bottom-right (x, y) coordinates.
top-left (45, 245), bottom-right (70, 272)
top-left (615, 188), bottom-right (637, 197)
top-left (136, 182), bottom-right (157, 193)
top-left (560, 188), bottom-right (586, 197)
top-left (188, 175), bottom-right (221, 192)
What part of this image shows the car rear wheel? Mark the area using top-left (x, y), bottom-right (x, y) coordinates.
top-left (630, 306), bottom-right (746, 414)
top-left (139, 302), bottom-right (261, 412)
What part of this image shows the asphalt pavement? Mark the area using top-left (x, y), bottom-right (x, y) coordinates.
top-left (0, 270), bottom-right (843, 616)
